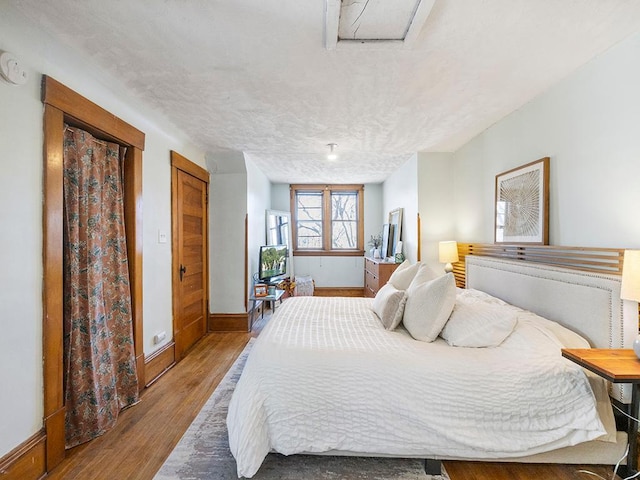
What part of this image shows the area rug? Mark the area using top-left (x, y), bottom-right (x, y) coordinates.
top-left (154, 339), bottom-right (449, 480)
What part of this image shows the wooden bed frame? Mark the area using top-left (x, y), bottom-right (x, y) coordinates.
top-left (452, 243), bottom-right (625, 286)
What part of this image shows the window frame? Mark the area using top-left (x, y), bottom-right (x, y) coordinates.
top-left (290, 184), bottom-right (365, 257)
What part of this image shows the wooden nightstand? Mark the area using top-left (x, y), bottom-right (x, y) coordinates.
top-left (562, 348), bottom-right (640, 475)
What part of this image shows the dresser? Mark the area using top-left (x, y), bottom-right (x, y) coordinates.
top-left (364, 257), bottom-right (399, 297)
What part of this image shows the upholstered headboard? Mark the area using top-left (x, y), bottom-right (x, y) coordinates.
top-left (466, 256), bottom-right (638, 403)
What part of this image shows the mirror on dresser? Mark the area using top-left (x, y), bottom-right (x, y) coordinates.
top-left (265, 209), bottom-right (294, 277)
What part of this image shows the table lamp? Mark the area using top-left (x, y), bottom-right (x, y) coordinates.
top-left (439, 241), bottom-right (459, 274)
top-left (621, 250), bottom-right (640, 358)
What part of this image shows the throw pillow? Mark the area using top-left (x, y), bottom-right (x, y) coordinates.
top-left (388, 260), bottom-right (421, 290)
top-left (403, 273), bottom-right (456, 342)
top-left (440, 302), bottom-right (517, 347)
top-left (407, 262), bottom-right (438, 289)
top-left (372, 283), bottom-right (408, 330)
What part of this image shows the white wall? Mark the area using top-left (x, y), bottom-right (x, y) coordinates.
top-left (246, 157), bottom-right (272, 295)
top-left (143, 145), bottom-right (205, 354)
top-left (209, 172), bottom-right (248, 313)
top-left (271, 183), bottom-right (383, 287)
top-left (417, 153), bottom-right (455, 273)
top-left (271, 183), bottom-right (291, 211)
top-left (363, 183), bottom-right (385, 257)
top-left (453, 32), bottom-right (640, 249)
top-left (0, 6), bottom-right (205, 458)
top-left (382, 155), bottom-right (419, 263)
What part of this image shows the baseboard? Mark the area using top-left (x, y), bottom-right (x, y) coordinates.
top-left (209, 313), bottom-right (249, 332)
top-left (44, 408), bottom-right (65, 471)
top-left (144, 341), bottom-right (176, 387)
top-left (0, 430), bottom-right (46, 480)
top-left (313, 287), bottom-right (364, 297)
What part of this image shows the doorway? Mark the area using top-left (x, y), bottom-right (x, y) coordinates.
top-left (42, 76), bottom-right (145, 470)
top-left (171, 151), bottom-right (209, 360)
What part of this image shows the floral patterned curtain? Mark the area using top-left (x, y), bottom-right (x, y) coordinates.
top-left (63, 126), bottom-right (139, 448)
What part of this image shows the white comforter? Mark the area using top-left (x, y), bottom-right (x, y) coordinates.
top-left (227, 292), bottom-right (611, 478)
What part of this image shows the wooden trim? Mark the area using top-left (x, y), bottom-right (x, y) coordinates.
top-left (170, 150), bottom-right (209, 184)
top-left (171, 162), bottom-right (180, 358)
top-left (42, 103), bottom-right (67, 472)
top-left (453, 243), bottom-right (625, 288)
top-left (42, 105), bottom-right (64, 421)
top-left (293, 250), bottom-right (365, 257)
top-left (144, 342), bottom-right (176, 387)
top-left (44, 408), bottom-right (65, 470)
top-left (209, 313), bottom-right (250, 332)
top-left (42, 76), bottom-right (145, 150)
top-left (0, 430), bottom-right (46, 480)
top-left (245, 214), bottom-right (248, 311)
top-left (289, 183), bottom-right (365, 191)
top-left (322, 188), bottom-right (331, 251)
top-left (41, 77), bottom-right (145, 472)
top-left (124, 147), bottom-right (145, 389)
top-left (313, 287), bottom-right (364, 297)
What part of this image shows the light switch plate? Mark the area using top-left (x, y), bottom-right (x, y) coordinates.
top-left (158, 230), bottom-right (167, 244)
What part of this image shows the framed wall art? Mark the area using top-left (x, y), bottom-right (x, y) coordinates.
top-left (494, 157), bottom-right (549, 244)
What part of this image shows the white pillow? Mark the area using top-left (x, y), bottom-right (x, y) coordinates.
top-left (371, 283), bottom-right (408, 330)
top-left (388, 260), bottom-right (421, 290)
top-left (403, 273), bottom-right (456, 342)
top-left (440, 302), bottom-right (517, 348)
top-left (407, 263), bottom-right (438, 288)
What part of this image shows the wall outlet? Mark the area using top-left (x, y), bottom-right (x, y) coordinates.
top-left (153, 331), bottom-right (167, 344)
top-left (158, 230), bottom-right (167, 244)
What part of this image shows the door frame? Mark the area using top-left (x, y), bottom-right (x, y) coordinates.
top-left (42, 76), bottom-right (145, 470)
top-left (170, 151), bottom-right (210, 361)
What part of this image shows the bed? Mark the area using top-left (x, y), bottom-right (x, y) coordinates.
top-left (227, 256), bottom-right (638, 478)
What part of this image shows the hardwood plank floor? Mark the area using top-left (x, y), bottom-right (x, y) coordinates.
top-left (46, 308), bottom-right (625, 480)
top-left (46, 331), bottom-right (251, 480)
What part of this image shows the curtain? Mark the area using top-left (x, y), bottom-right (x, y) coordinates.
top-left (63, 126), bottom-right (139, 448)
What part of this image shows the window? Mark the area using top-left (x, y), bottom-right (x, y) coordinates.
top-left (290, 184), bottom-right (364, 256)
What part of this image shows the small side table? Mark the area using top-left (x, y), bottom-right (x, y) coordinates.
top-left (562, 348), bottom-right (640, 476)
top-left (249, 289), bottom-right (285, 331)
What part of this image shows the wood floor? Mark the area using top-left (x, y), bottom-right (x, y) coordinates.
top-left (46, 309), bottom-right (624, 480)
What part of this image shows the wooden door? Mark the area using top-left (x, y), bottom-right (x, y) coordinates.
top-left (171, 152), bottom-right (209, 361)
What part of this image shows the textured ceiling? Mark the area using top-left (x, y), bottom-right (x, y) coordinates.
top-left (10, 0), bottom-right (640, 183)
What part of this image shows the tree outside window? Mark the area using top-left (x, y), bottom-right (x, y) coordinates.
top-left (290, 184), bottom-right (364, 256)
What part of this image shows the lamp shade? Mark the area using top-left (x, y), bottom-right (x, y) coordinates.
top-left (621, 250), bottom-right (640, 302)
top-left (439, 241), bottom-right (459, 264)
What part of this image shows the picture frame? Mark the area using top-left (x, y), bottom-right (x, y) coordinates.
top-left (494, 157), bottom-right (549, 244)
top-left (388, 208), bottom-right (403, 257)
top-left (254, 283), bottom-right (268, 297)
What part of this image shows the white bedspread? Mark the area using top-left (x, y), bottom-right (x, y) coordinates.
top-left (227, 293), bottom-right (611, 478)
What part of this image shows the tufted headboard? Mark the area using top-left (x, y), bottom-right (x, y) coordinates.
top-left (466, 256), bottom-right (638, 403)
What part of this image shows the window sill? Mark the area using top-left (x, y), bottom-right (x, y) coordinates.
top-left (293, 250), bottom-right (365, 257)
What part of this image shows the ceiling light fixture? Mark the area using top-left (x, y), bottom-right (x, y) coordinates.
top-left (327, 143), bottom-right (338, 160)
